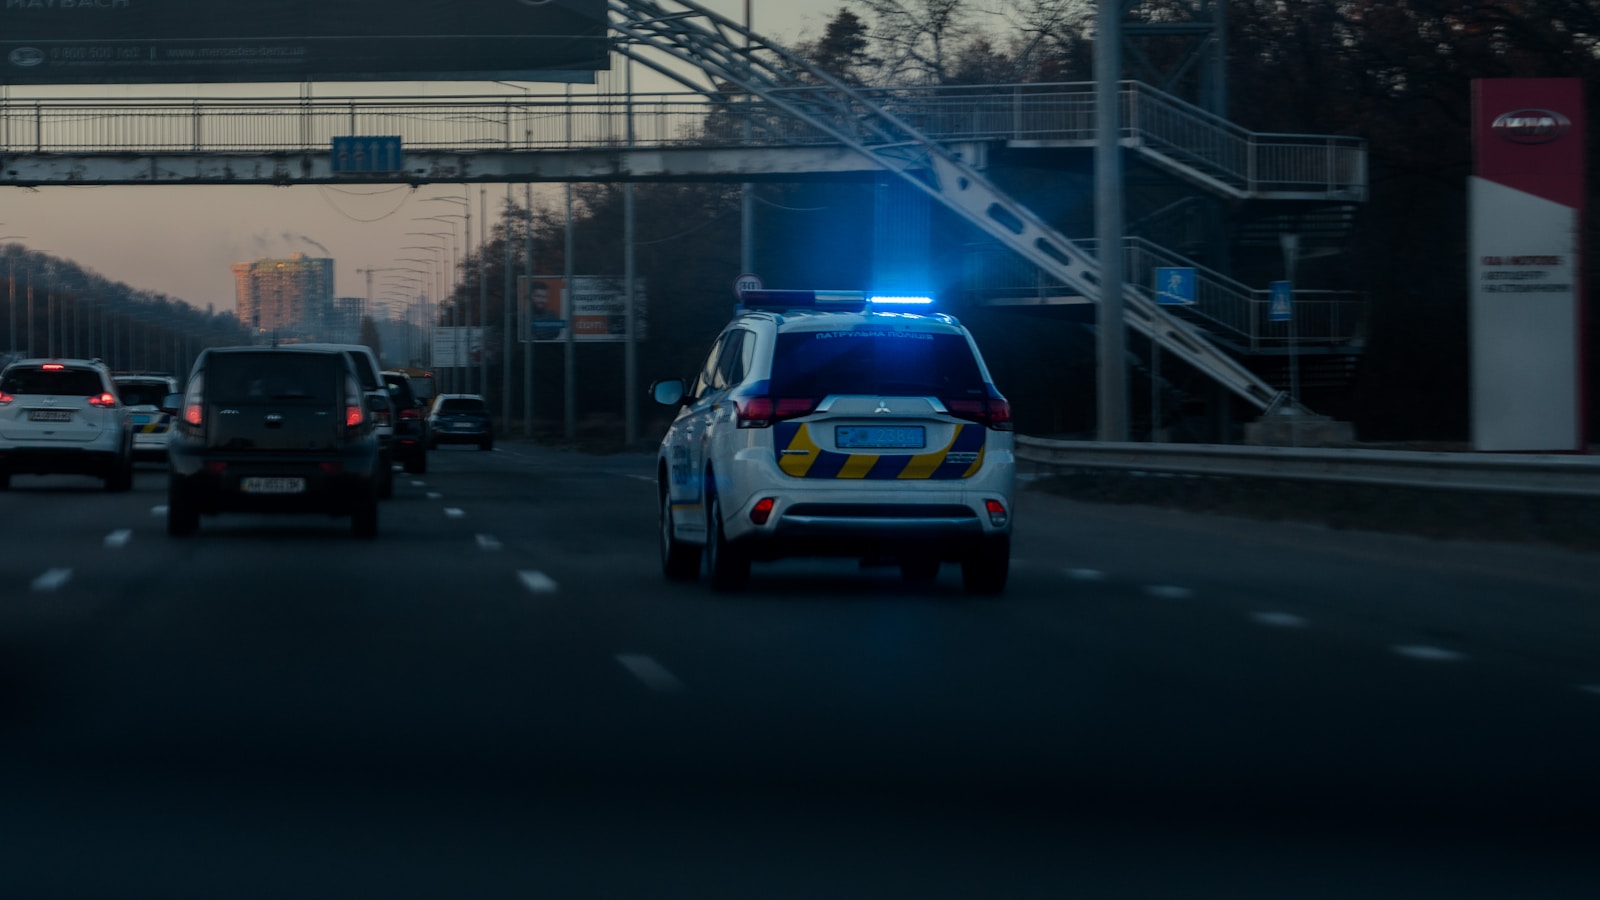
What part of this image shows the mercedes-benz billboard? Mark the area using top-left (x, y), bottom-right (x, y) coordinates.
top-left (1, 0), bottom-right (609, 85)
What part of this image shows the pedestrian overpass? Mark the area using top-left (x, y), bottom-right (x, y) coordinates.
top-left (0, 0), bottom-right (1367, 418)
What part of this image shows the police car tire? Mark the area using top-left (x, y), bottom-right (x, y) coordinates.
top-left (961, 535), bottom-right (1009, 595)
top-left (706, 492), bottom-right (749, 591)
top-left (660, 495), bottom-right (701, 581)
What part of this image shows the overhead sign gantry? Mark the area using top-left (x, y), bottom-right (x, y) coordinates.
top-left (1, 0), bottom-right (609, 85)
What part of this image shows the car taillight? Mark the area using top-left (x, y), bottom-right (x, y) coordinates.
top-left (374, 409), bottom-right (392, 427)
top-left (182, 374), bottom-right (205, 427)
top-left (0, 390), bottom-right (12, 406)
top-left (346, 406), bottom-right (365, 427)
top-left (345, 375), bottom-right (365, 427)
top-left (985, 498), bottom-right (1009, 527)
top-left (87, 392), bottom-right (118, 407)
top-left (750, 497), bottom-right (776, 525)
top-left (736, 396), bottom-right (816, 428)
top-left (399, 408), bottom-right (421, 421)
top-left (945, 397), bottom-right (1014, 431)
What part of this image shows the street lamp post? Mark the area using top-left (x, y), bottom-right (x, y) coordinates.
top-left (421, 195), bottom-right (471, 391)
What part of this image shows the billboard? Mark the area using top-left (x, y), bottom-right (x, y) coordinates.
top-left (519, 276), bottom-right (648, 343)
top-left (1, 0), bottom-right (608, 86)
top-left (432, 326), bottom-right (483, 368)
top-left (1468, 78), bottom-right (1586, 452)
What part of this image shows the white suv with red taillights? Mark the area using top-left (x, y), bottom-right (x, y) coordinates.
top-left (651, 291), bottom-right (1015, 594)
top-left (0, 358), bottom-right (135, 491)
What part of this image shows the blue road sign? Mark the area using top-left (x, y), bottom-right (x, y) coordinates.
top-left (1269, 280), bottom-right (1294, 323)
top-left (1155, 267), bottom-right (1196, 306)
top-left (332, 136), bottom-right (403, 174)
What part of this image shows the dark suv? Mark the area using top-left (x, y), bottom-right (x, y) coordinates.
top-left (382, 370), bottom-right (428, 474)
top-left (165, 346), bottom-right (382, 538)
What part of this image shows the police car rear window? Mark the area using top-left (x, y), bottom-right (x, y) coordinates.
top-left (769, 330), bottom-right (987, 398)
top-left (116, 382), bottom-right (170, 406)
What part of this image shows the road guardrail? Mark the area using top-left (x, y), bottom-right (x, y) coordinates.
top-left (1015, 437), bottom-right (1600, 498)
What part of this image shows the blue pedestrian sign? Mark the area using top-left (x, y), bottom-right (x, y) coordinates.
top-left (1155, 267), bottom-right (1196, 306)
top-left (1269, 280), bottom-right (1294, 323)
top-left (332, 136), bottom-right (403, 174)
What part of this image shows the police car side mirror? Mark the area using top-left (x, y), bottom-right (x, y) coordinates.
top-left (651, 379), bottom-right (685, 407)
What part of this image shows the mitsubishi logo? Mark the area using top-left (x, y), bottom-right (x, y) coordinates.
top-left (874, 401), bottom-right (892, 414)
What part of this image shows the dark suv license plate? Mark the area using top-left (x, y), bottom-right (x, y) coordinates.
top-left (836, 425), bottom-right (926, 449)
top-left (241, 477), bottom-right (306, 494)
top-left (29, 410), bottom-right (74, 423)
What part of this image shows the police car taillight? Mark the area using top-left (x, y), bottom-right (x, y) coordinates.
top-left (985, 499), bottom-right (1009, 527)
top-left (946, 397), bottom-right (1013, 431)
top-left (750, 497), bottom-right (776, 525)
top-left (736, 396), bottom-right (816, 428)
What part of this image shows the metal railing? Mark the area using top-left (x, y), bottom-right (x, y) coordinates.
top-left (970, 237), bottom-right (1368, 351)
top-left (0, 81), bottom-right (1366, 201)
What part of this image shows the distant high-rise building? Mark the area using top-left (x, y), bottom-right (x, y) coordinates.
top-left (231, 254), bottom-right (335, 338)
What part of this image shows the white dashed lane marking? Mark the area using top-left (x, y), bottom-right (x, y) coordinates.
top-left (517, 570), bottom-right (559, 594)
top-left (1392, 645), bottom-right (1467, 662)
top-left (427, 492), bottom-right (443, 500)
top-left (104, 529), bottom-right (132, 548)
top-left (1576, 685), bottom-right (1600, 697)
top-left (32, 568), bottom-right (72, 592)
top-left (1251, 611), bottom-right (1310, 628)
top-left (1143, 585), bottom-right (1194, 600)
top-left (151, 506), bottom-right (167, 516)
top-left (476, 534), bottom-right (503, 551)
top-left (411, 480), bottom-right (426, 487)
top-left (616, 654), bottom-right (686, 693)
top-left (1064, 568), bottom-right (1106, 581)
top-left (444, 508), bottom-right (465, 519)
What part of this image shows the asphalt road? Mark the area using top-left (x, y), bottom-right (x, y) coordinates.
top-left (2, 444), bottom-right (1598, 898)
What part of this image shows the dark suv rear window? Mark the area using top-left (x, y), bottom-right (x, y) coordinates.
top-left (2, 366), bottom-right (106, 396)
top-left (769, 330), bottom-right (987, 398)
top-left (205, 353), bottom-right (342, 404)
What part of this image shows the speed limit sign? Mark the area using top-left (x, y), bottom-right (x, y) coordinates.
top-left (733, 273), bottom-right (763, 299)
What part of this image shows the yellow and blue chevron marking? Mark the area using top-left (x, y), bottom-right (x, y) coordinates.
top-left (133, 413), bottom-right (172, 434)
top-left (774, 421), bottom-right (984, 479)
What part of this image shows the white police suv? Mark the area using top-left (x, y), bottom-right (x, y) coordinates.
top-left (651, 290), bottom-right (1015, 594)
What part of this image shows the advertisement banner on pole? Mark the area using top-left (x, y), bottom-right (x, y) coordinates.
top-left (431, 326), bottom-right (482, 368)
top-left (519, 276), bottom-right (647, 342)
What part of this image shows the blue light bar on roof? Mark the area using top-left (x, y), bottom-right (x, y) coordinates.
top-left (739, 290), bottom-right (935, 311)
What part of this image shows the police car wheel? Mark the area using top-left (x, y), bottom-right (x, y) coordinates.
top-left (660, 493), bottom-right (701, 581)
top-left (961, 536), bottom-right (1009, 595)
top-left (705, 491), bottom-right (749, 592)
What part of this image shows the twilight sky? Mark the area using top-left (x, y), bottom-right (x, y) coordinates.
top-left (0, 1), bottom-right (841, 315)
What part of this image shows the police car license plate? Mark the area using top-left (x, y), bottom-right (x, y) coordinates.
top-left (836, 425), bottom-right (925, 449)
top-left (241, 477), bottom-right (305, 494)
top-left (130, 414), bottom-right (151, 424)
top-left (28, 410), bottom-right (73, 422)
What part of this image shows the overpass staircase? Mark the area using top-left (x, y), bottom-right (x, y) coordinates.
top-left (608, 0), bottom-right (1366, 417)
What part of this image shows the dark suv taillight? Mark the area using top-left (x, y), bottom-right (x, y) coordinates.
top-left (736, 396), bottom-right (817, 428)
top-left (945, 397), bottom-right (1013, 431)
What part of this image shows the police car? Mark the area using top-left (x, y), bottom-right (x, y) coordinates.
top-left (651, 290), bottom-right (1015, 594)
top-left (113, 373), bottom-right (180, 462)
